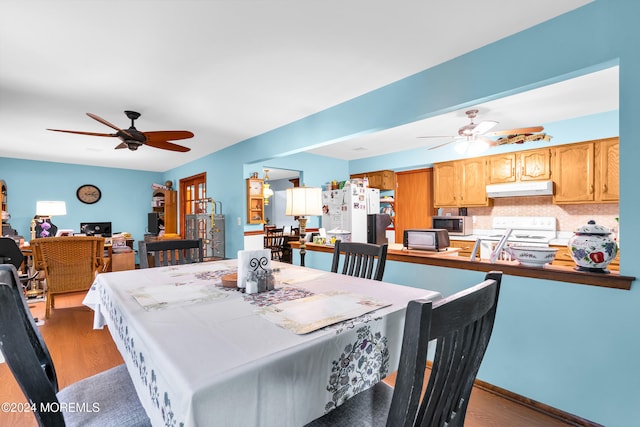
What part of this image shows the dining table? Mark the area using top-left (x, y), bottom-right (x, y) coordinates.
top-left (83, 259), bottom-right (441, 427)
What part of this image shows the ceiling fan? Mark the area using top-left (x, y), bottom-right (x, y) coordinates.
top-left (418, 109), bottom-right (546, 150)
top-left (47, 110), bottom-right (194, 152)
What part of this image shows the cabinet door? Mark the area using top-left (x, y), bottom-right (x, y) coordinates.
top-left (519, 148), bottom-right (551, 181)
top-left (487, 154), bottom-right (517, 184)
top-left (553, 142), bottom-right (595, 203)
top-left (460, 158), bottom-right (488, 206)
top-left (598, 138), bottom-right (619, 202)
top-left (433, 162), bottom-right (458, 207)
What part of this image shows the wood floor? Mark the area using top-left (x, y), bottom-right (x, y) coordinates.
top-left (1, 293), bottom-right (574, 426)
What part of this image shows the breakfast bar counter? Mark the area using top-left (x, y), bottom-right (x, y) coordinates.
top-left (292, 242), bottom-right (635, 290)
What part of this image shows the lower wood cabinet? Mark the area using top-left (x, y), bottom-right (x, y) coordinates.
top-left (448, 240), bottom-right (478, 259)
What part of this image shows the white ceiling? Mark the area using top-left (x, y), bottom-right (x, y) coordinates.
top-left (0, 0), bottom-right (603, 172)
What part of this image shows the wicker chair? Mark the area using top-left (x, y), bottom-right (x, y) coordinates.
top-left (31, 236), bottom-right (105, 318)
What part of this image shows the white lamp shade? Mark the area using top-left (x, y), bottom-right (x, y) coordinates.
top-left (36, 201), bottom-right (67, 216)
top-left (285, 187), bottom-right (322, 216)
top-left (263, 183), bottom-right (274, 199)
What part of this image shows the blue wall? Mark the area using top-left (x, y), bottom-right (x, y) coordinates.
top-left (2, 1), bottom-right (638, 425)
top-left (0, 157), bottom-right (161, 244)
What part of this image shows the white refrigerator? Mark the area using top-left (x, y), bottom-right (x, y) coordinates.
top-left (321, 185), bottom-right (380, 243)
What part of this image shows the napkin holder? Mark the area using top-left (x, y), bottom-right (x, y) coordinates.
top-left (237, 249), bottom-right (272, 289)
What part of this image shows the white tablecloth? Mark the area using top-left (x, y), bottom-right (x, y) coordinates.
top-left (83, 260), bottom-right (440, 427)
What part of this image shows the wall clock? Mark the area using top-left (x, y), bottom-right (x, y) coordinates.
top-left (76, 184), bottom-right (102, 204)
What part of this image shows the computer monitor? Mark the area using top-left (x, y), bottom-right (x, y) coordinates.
top-left (80, 222), bottom-right (112, 237)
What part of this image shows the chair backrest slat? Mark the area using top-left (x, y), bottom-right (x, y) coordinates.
top-left (331, 240), bottom-right (388, 281)
top-left (138, 239), bottom-right (204, 268)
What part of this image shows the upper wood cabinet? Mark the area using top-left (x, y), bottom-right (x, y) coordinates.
top-left (597, 137), bottom-right (619, 202)
top-left (433, 158), bottom-right (489, 207)
top-left (553, 137), bottom-right (618, 204)
top-left (487, 148), bottom-right (551, 184)
top-left (350, 170), bottom-right (395, 190)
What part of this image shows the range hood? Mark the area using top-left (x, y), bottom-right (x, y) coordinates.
top-left (486, 180), bottom-right (554, 198)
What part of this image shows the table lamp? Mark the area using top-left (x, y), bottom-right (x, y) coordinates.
top-left (285, 186), bottom-right (322, 267)
top-left (31, 201), bottom-right (67, 239)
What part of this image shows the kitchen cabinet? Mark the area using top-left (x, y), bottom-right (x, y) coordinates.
top-left (487, 148), bottom-right (551, 184)
top-left (433, 158), bottom-right (490, 207)
top-left (448, 239), bottom-right (479, 259)
top-left (553, 137), bottom-right (618, 204)
top-left (350, 170), bottom-right (395, 190)
top-left (597, 137), bottom-right (619, 201)
top-left (151, 189), bottom-right (177, 234)
top-left (246, 178), bottom-right (265, 224)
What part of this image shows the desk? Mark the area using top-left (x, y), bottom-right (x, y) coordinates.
top-left (83, 260), bottom-right (440, 426)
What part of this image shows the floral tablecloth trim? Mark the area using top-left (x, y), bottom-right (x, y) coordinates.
top-left (324, 325), bottom-right (390, 412)
top-left (99, 285), bottom-right (184, 427)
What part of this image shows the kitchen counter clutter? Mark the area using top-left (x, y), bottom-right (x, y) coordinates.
top-left (290, 242), bottom-right (634, 290)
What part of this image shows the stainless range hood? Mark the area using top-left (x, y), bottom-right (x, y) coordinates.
top-left (486, 180), bottom-right (554, 198)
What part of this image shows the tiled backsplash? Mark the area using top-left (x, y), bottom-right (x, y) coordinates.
top-left (440, 196), bottom-right (619, 235)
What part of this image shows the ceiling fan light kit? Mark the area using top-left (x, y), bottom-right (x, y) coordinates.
top-left (47, 111), bottom-right (194, 152)
top-left (421, 109), bottom-right (547, 151)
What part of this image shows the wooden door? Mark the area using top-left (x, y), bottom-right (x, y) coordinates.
top-left (179, 172), bottom-right (207, 237)
top-left (433, 162), bottom-right (458, 207)
top-left (519, 148), bottom-right (551, 181)
top-left (598, 137), bottom-right (619, 202)
top-left (553, 142), bottom-right (595, 203)
top-left (395, 168), bottom-right (434, 244)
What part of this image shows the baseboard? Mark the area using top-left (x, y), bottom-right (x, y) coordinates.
top-left (473, 378), bottom-right (604, 427)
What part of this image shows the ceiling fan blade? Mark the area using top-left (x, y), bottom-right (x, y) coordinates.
top-left (427, 138), bottom-right (458, 150)
top-left (417, 135), bottom-right (457, 139)
top-left (145, 139), bottom-right (191, 152)
top-left (143, 130), bottom-right (195, 142)
top-left (484, 126), bottom-right (544, 137)
top-left (86, 112), bottom-right (134, 138)
top-left (47, 128), bottom-right (117, 137)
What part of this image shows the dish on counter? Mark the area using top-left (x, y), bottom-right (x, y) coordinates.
top-left (507, 246), bottom-right (558, 267)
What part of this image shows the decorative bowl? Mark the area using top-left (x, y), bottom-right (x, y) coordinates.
top-left (568, 220), bottom-right (618, 273)
top-left (507, 246), bottom-right (558, 267)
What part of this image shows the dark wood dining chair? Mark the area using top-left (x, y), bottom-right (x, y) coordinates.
top-left (331, 240), bottom-right (388, 281)
top-left (138, 239), bottom-right (204, 268)
top-left (0, 264), bottom-right (151, 426)
top-left (264, 228), bottom-right (285, 261)
top-left (305, 271), bottom-right (502, 427)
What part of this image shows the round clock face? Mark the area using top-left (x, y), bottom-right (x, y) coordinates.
top-left (249, 180), bottom-right (262, 196)
top-left (76, 184), bottom-right (101, 204)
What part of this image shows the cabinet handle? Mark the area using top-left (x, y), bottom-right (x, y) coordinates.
top-left (590, 184), bottom-right (594, 194)
top-left (603, 184), bottom-right (608, 193)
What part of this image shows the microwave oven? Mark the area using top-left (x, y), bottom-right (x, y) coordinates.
top-left (431, 216), bottom-right (473, 236)
top-left (403, 229), bottom-right (450, 251)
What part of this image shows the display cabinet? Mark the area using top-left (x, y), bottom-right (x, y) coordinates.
top-left (246, 178), bottom-right (265, 224)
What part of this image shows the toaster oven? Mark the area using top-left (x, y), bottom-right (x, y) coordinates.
top-left (403, 229), bottom-right (450, 251)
